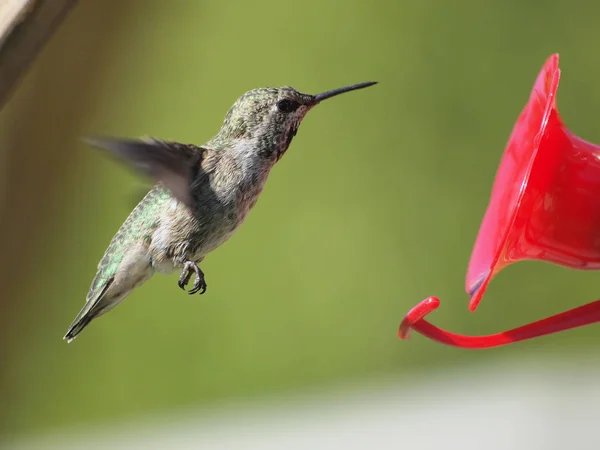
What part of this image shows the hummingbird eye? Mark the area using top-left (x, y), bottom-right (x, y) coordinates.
top-left (276, 99), bottom-right (300, 113)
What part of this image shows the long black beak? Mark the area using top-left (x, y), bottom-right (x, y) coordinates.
top-left (312, 81), bottom-right (377, 104)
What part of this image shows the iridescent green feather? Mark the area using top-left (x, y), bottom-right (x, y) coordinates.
top-left (87, 186), bottom-right (171, 300)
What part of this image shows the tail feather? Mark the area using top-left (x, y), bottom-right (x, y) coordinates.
top-left (63, 277), bottom-right (114, 343)
top-left (64, 315), bottom-right (93, 343)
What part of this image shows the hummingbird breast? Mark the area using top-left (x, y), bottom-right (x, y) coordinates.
top-left (149, 153), bottom-right (272, 273)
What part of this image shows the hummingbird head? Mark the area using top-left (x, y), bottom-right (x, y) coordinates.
top-left (213, 81), bottom-right (377, 162)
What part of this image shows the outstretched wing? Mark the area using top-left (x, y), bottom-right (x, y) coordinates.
top-left (84, 136), bottom-right (206, 210)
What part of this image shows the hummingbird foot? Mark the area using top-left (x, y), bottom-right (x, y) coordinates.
top-left (178, 261), bottom-right (207, 295)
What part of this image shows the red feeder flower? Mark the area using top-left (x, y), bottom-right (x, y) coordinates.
top-left (399, 54), bottom-right (600, 348)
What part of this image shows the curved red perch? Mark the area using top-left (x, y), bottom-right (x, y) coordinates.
top-left (398, 296), bottom-right (600, 349)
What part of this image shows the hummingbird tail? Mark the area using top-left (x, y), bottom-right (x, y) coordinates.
top-left (63, 277), bottom-right (115, 343)
top-left (64, 315), bottom-right (93, 343)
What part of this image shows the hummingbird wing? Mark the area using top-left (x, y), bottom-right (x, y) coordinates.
top-left (84, 136), bottom-right (206, 211)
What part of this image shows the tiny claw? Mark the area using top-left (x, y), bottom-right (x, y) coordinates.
top-left (399, 296), bottom-right (600, 349)
top-left (194, 284), bottom-right (207, 295)
top-left (178, 263), bottom-right (193, 290)
top-left (178, 276), bottom-right (189, 290)
top-left (187, 278), bottom-right (207, 295)
top-left (178, 261), bottom-right (207, 295)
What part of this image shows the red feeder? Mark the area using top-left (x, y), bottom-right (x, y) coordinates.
top-left (399, 54), bottom-right (600, 349)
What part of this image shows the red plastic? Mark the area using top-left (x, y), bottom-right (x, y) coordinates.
top-left (399, 54), bottom-right (600, 348)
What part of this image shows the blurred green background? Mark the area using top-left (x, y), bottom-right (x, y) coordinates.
top-left (2, 0), bottom-right (600, 439)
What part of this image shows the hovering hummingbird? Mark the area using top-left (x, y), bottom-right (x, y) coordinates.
top-left (64, 81), bottom-right (377, 342)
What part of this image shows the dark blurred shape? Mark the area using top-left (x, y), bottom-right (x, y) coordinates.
top-left (84, 136), bottom-right (201, 210)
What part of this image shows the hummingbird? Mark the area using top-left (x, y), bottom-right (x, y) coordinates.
top-left (64, 81), bottom-right (377, 342)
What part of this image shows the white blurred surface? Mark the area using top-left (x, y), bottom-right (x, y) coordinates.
top-left (3, 357), bottom-right (599, 450)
